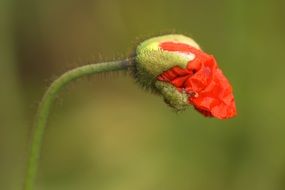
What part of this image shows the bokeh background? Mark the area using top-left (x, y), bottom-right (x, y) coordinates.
top-left (1, 0), bottom-right (285, 189)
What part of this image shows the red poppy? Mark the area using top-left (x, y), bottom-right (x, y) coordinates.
top-left (157, 42), bottom-right (236, 119)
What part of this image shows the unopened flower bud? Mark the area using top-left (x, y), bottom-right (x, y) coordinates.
top-left (133, 34), bottom-right (236, 119)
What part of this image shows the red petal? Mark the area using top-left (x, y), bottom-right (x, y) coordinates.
top-left (157, 41), bottom-right (237, 119)
top-left (160, 42), bottom-right (194, 53)
top-left (190, 69), bottom-right (236, 119)
top-left (171, 75), bottom-right (190, 88)
top-left (171, 66), bottom-right (191, 75)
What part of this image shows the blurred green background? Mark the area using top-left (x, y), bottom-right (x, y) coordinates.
top-left (1, 0), bottom-right (285, 189)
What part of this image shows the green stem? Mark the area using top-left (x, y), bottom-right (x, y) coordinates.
top-left (23, 59), bottom-right (133, 190)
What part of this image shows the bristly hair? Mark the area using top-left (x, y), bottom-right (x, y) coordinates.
top-left (128, 49), bottom-right (161, 96)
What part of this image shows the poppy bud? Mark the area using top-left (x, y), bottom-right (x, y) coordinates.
top-left (133, 34), bottom-right (236, 119)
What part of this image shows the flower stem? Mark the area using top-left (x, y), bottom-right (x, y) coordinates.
top-left (23, 59), bottom-right (133, 190)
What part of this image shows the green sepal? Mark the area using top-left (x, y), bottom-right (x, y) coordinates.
top-left (155, 81), bottom-right (189, 111)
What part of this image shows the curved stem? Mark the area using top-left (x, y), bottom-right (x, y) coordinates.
top-left (23, 59), bottom-right (133, 190)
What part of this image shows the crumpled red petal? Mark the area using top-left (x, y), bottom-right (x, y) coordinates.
top-left (157, 42), bottom-right (237, 119)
